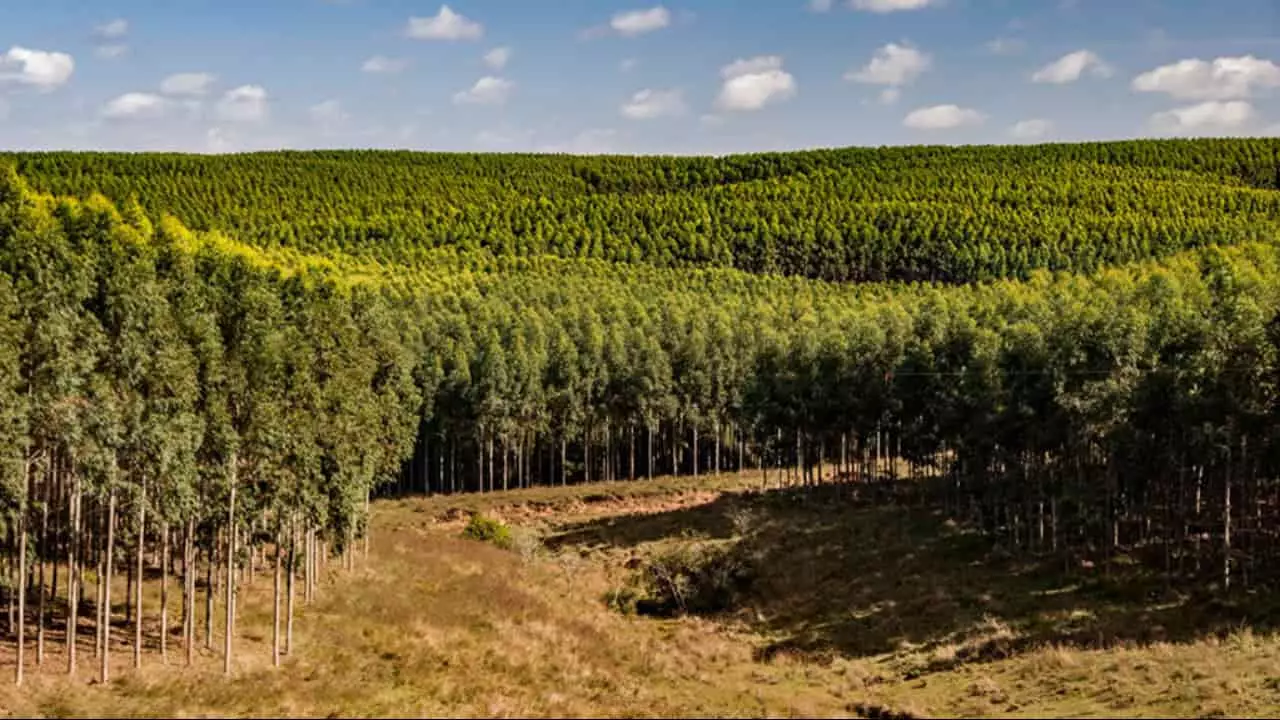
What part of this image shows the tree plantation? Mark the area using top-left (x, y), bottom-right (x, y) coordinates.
top-left (3, 139), bottom-right (1280, 687)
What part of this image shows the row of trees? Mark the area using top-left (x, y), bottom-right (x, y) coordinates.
top-left (7, 139), bottom-right (1279, 283)
top-left (0, 170), bottom-right (422, 684)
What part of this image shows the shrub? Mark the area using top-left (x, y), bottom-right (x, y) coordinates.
top-left (461, 512), bottom-right (514, 550)
top-left (629, 542), bottom-right (758, 617)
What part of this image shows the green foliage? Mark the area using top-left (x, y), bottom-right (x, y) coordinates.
top-left (628, 542), bottom-right (758, 617)
top-left (8, 139), bottom-right (1280, 283)
top-left (461, 512), bottom-right (514, 550)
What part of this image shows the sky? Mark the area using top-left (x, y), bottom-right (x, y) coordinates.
top-left (1, 0), bottom-right (1278, 155)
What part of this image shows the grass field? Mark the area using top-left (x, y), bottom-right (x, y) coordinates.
top-left (3, 472), bottom-right (1280, 718)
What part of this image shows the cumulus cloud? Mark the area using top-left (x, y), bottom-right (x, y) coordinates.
top-left (483, 47), bottom-right (511, 71)
top-left (620, 88), bottom-right (685, 119)
top-left (611, 7), bottom-right (671, 36)
top-left (453, 76), bottom-right (514, 105)
top-left (93, 19), bottom-right (129, 40)
top-left (101, 92), bottom-right (168, 120)
top-left (1132, 55), bottom-right (1280, 101)
top-left (1149, 100), bottom-right (1256, 133)
top-left (1010, 118), bottom-right (1053, 139)
top-left (160, 72), bottom-right (216, 97)
top-left (903, 104), bottom-right (985, 130)
top-left (850, 0), bottom-right (941, 12)
top-left (846, 43), bottom-right (930, 87)
top-left (216, 85), bottom-right (269, 122)
top-left (1032, 50), bottom-right (1111, 84)
top-left (0, 47), bottom-right (75, 91)
top-left (714, 55), bottom-right (796, 112)
top-left (407, 5), bottom-right (483, 41)
top-left (362, 56), bottom-right (408, 74)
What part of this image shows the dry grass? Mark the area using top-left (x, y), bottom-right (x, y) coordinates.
top-left (2, 473), bottom-right (1280, 717)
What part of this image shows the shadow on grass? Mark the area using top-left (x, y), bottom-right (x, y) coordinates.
top-left (544, 480), bottom-right (1279, 675)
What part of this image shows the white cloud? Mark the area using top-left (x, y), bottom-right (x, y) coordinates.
top-left (541, 128), bottom-right (619, 155)
top-left (1010, 118), bottom-right (1053, 139)
top-left (160, 72), bottom-right (216, 97)
top-left (310, 99), bottom-right (349, 129)
top-left (715, 55), bottom-right (796, 112)
top-left (407, 5), bottom-right (483, 41)
top-left (850, 0), bottom-right (941, 12)
top-left (216, 84), bottom-right (268, 122)
top-left (611, 7), bottom-right (671, 36)
top-left (620, 58), bottom-right (638, 72)
top-left (903, 104), bottom-right (985, 129)
top-left (0, 47), bottom-right (75, 91)
top-left (453, 76), bottom-right (514, 105)
top-left (1132, 56), bottom-right (1280, 101)
top-left (878, 88), bottom-right (901, 104)
top-left (1032, 50), bottom-right (1111, 84)
top-left (1149, 100), bottom-right (1256, 133)
top-left (362, 56), bottom-right (408, 74)
top-left (95, 45), bottom-right (129, 59)
top-left (846, 43), bottom-right (931, 86)
top-left (620, 88), bottom-right (685, 119)
top-left (102, 92), bottom-right (169, 120)
top-left (483, 47), bottom-right (511, 71)
top-left (985, 37), bottom-right (1025, 56)
top-left (809, 0), bottom-right (834, 10)
top-left (93, 19), bottom-right (129, 40)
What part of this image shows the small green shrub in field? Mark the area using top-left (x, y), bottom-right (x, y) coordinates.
top-left (462, 512), bottom-right (514, 550)
top-left (627, 542), bottom-right (758, 617)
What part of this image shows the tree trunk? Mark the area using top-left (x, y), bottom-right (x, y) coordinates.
top-left (101, 487), bottom-right (116, 685)
top-left (272, 521), bottom-right (282, 668)
top-left (15, 462), bottom-right (27, 686)
top-left (67, 472), bottom-right (80, 675)
top-left (36, 463), bottom-right (48, 668)
top-left (224, 465), bottom-right (236, 676)
top-left (287, 516), bottom-right (297, 656)
top-left (161, 521), bottom-right (170, 664)
top-left (134, 478), bottom-right (146, 670)
top-left (185, 518), bottom-right (195, 667)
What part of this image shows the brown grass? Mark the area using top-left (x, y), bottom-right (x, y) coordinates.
top-left (2, 472), bottom-right (1280, 717)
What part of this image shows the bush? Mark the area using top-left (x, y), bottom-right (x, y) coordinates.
top-left (461, 512), bottom-right (513, 550)
top-left (629, 542), bottom-right (757, 617)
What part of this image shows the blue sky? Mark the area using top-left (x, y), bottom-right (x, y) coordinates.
top-left (0, 0), bottom-right (1278, 154)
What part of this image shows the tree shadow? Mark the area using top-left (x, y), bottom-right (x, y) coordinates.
top-left (543, 480), bottom-right (1280, 675)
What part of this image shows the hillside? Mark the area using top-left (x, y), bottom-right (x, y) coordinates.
top-left (5, 476), bottom-right (1279, 718)
top-left (4, 139), bottom-right (1280, 715)
top-left (8, 138), bottom-right (1280, 283)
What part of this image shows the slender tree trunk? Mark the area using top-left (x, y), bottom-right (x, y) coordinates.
top-left (101, 487), bottom-right (116, 685)
top-left (287, 516), bottom-right (297, 656)
top-left (272, 521), bottom-right (282, 668)
top-left (67, 472), bottom-right (80, 675)
top-left (693, 425), bottom-right (699, 478)
top-left (135, 479), bottom-right (146, 670)
top-left (15, 462), bottom-right (28, 686)
top-left (36, 463), bottom-right (49, 668)
top-left (160, 521), bottom-right (170, 664)
top-left (647, 424), bottom-right (654, 481)
top-left (225, 467), bottom-right (236, 676)
top-left (629, 425), bottom-right (636, 482)
top-left (185, 518), bottom-right (195, 667)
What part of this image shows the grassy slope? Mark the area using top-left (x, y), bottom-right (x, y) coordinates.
top-left (6, 473), bottom-right (1280, 718)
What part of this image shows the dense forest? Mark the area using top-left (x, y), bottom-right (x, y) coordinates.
top-left (7, 138), bottom-right (1280, 282)
top-left (3, 138), bottom-right (1280, 684)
